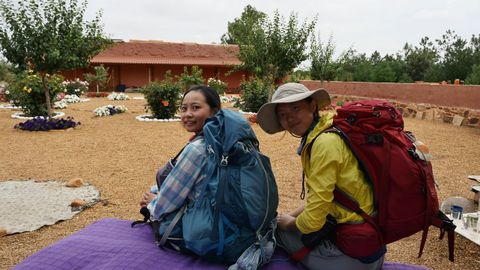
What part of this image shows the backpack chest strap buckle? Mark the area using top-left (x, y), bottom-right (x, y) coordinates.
top-left (220, 155), bottom-right (229, 166)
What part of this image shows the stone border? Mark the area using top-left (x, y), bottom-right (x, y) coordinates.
top-left (331, 94), bottom-right (480, 129)
top-left (11, 111), bottom-right (66, 120)
top-left (135, 114), bottom-right (181, 122)
top-left (0, 104), bottom-right (22, 109)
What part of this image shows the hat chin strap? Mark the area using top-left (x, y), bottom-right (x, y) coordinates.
top-left (288, 131), bottom-right (303, 138)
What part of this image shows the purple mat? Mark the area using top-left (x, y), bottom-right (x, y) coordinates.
top-left (13, 218), bottom-right (430, 270)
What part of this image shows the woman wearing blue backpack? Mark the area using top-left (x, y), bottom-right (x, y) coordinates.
top-left (138, 85), bottom-right (278, 267)
top-left (256, 83), bottom-right (385, 270)
top-left (139, 85), bottom-right (221, 243)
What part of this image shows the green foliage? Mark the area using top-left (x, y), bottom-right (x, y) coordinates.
top-left (207, 78), bottom-right (228, 95)
top-left (84, 65), bottom-right (110, 93)
top-left (6, 70), bottom-right (63, 116)
top-left (229, 6), bottom-right (315, 91)
top-left (403, 37), bottom-right (438, 81)
top-left (0, 0), bottom-right (111, 116)
top-left (288, 69), bottom-right (311, 82)
top-left (220, 5), bottom-right (266, 45)
top-left (310, 34), bottom-right (337, 81)
top-left (176, 66), bottom-right (204, 91)
top-left (436, 30), bottom-right (475, 82)
top-left (62, 79), bottom-right (89, 96)
top-left (239, 77), bottom-right (269, 113)
top-left (142, 71), bottom-right (182, 119)
top-left (0, 60), bottom-right (12, 82)
top-left (465, 64), bottom-right (480, 85)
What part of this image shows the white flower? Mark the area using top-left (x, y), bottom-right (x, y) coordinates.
top-left (53, 100), bottom-right (68, 109)
top-left (94, 104), bottom-right (128, 117)
top-left (63, 94), bottom-right (81, 103)
top-left (5, 90), bottom-right (9, 95)
top-left (107, 92), bottom-right (130, 100)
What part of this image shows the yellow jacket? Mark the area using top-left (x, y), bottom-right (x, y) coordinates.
top-left (295, 112), bottom-right (375, 234)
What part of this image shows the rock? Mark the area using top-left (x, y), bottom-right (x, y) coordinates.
top-left (443, 114), bottom-right (454, 124)
top-left (423, 109), bottom-right (435, 121)
top-left (0, 228), bottom-right (7, 237)
top-left (433, 109), bottom-right (444, 123)
top-left (452, 115), bottom-right (464, 126)
top-left (70, 199), bottom-right (86, 207)
top-left (66, 178), bottom-right (84, 188)
top-left (417, 103), bottom-right (427, 111)
top-left (415, 111), bottom-right (425, 120)
top-left (467, 117), bottom-right (479, 128)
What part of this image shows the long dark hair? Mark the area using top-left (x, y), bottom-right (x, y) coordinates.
top-left (182, 85), bottom-right (221, 112)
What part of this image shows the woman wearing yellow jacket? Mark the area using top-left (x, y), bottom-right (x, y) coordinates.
top-left (256, 83), bottom-right (385, 270)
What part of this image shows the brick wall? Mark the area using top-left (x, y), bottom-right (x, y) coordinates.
top-left (300, 80), bottom-right (480, 110)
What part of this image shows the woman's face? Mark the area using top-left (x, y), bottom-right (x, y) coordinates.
top-left (276, 100), bottom-right (317, 137)
top-left (180, 91), bottom-right (216, 134)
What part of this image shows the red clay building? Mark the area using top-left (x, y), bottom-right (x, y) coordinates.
top-left (62, 40), bottom-right (248, 93)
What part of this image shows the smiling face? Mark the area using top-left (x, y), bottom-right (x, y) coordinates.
top-left (180, 90), bottom-right (216, 134)
top-left (276, 99), bottom-right (317, 137)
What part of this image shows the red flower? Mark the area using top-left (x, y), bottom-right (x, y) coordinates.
top-left (161, 100), bottom-right (170, 106)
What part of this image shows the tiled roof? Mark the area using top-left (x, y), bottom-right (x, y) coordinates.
top-left (91, 40), bottom-right (241, 66)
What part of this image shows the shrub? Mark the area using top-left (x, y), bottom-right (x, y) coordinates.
top-left (14, 117), bottom-right (80, 131)
top-left (176, 66), bottom-right (204, 91)
top-left (62, 79), bottom-right (88, 96)
top-left (207, 78), bottom-right (228, 95)
top-left (5, 71), bottom-right (64, 117)
top-left (239, 78), bottom-right (270, 113)
top-left (142, 71), bottom-right (182, 119)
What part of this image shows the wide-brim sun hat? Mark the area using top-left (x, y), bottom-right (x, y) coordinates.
top-left (256, 82), bottom-right (331, 134)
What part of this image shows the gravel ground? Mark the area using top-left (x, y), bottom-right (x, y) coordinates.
top-left (0, 93), bottom-right (479, 270)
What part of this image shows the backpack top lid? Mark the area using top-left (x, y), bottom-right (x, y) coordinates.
top-left (203, 109), bottom-right (258, 159)
top-left (335, 100), bottom-right (404, 130)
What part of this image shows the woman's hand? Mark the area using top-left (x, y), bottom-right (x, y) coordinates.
top-left (140, 191), bottom-right (157, 207)
top-left (277, 213), bottom-right (297, 231)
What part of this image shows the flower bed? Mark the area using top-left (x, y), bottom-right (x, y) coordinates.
top-left (14, 117), bottom-right (80, 131)
top-left (94, 105), bottom-right (128, 117)
top-left (107, 92), bottom-right (130, 100)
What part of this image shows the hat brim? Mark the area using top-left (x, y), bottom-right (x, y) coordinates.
top-left (256, 88), bottom-right (331, 134)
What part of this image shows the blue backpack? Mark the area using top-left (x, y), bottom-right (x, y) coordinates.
top-left (154, 109), bottom-right (279, 265)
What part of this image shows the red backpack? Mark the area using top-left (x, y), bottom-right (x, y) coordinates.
top-left (327, 100), bottom-right (455, 261)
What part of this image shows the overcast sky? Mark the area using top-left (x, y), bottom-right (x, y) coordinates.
top-left (85, 0), bottom-right (479, 58)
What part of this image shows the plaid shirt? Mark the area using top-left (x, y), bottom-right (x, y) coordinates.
top-left (147, 136), bottom-right (207, 220)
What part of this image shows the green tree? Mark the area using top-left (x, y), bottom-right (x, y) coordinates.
top-left (220, 5), bottom-right (266, 45)
top-left (436, 30), bottom-right (474, 82)
top-left (403, 37), bottom-right (438, 81)
top-left (310, 34), bottom-right (337, 81)
top-left (465, 64), bottom-right (480, 85)
top-left (228, 6), bottom-right (316, 97)
top-left (0, 0), bottom-right (111, 116)
top-left (84, 65), bottom-right (110, 95)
